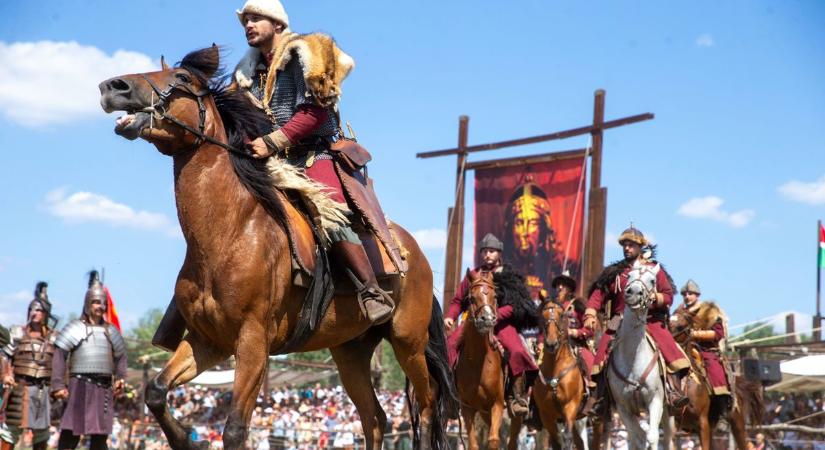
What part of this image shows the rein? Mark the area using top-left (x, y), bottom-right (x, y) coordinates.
top-left (610, 348), bottom-right (660, 393)
top-left (139, 74), bottom-right (250, 157)
top-left (538, 301), bottom-right (579, 396)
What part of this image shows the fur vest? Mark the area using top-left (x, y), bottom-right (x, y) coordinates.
top-left (494, 265), bottom-right (540, 330)
top-left (234, 32), bottom-right (354, 108)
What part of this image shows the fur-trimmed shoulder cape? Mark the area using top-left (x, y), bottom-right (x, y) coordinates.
top-left (234, 32), bottom-right (354, 108)
top-left (493, 265), bottom-right (540, 330)
top-left (587, 247), bottom-right (676, 297)
top-left (692, 301), bottom-right (726, 330)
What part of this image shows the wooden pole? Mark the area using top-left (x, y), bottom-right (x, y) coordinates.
top-left (582, 90), bottom-right (608, 294)
top-left (785, 313), bottom-right (796, 344)
top-left (442, 116), bottom-right (469, 311)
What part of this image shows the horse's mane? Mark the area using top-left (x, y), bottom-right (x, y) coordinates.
top-left (177, 47), bottom-right (287, 227)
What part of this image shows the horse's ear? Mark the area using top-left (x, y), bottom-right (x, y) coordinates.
top-left (466, 269), bottom-right (476, 281)
top-left (652, 263), bottom-right (661, 274)
top-left (161, 55), bottom-right (169, 71)
top-left (203, 45), bottom-right (221, 79)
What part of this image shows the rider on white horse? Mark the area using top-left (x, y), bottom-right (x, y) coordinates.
top-left (582, 226), bottom-right (690, 415)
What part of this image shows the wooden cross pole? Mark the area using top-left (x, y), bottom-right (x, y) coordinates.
top-left (418, 90), bottom-right (654, 309)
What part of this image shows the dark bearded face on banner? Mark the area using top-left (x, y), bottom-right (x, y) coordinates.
top-left (506, 182), bottom-right (555, 259)
top-left (474, 158), bottom-right (586, 300)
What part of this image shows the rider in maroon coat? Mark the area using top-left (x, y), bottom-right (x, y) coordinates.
top-left (673, 279), bottom-right (732, 408)
top-left (444, 233), bottom-right (540, 417)
top-left (582, 226), bottom-right (690, 415)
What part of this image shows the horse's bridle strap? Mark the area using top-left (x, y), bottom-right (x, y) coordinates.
top-left (139, 74), bottom-right (250, 157)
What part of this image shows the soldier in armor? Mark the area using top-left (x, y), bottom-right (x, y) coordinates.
top-left (582, 226), bottom-right (690, 415)
top-left (51, 271), bottom-right (126, 450)
top-left (551, 272), bottom-right (594, 378)
top-left (444, 233), bottom-right (540, 417)
top-left (1, 282), bottom-right (55, 450)
top-left (673, 280), bottom-right (733, 411)
top-left (151, 0), bottom-right (394, 351)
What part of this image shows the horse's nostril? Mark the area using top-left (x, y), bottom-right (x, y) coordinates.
top-left (109, 78), bottom-right (130, 92)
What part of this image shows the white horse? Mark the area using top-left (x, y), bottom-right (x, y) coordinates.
top-left (607, 261), bottom-right (674, 450)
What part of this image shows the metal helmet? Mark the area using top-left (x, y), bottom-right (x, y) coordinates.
top-left (618, 224), bottom-right (648, 246)
top-left (83, 270), bottom-right (107, 318)
top-left (27, 281), bottom-right (53, 327)
top-left (478, 233), bottom-right (504, 252)
top-left (680, 279), bottom-right (701, 296)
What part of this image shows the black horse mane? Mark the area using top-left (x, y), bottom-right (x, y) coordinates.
top-left (177, 47), bottom-right (286, 226)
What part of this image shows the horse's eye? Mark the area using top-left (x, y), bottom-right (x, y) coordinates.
top-left (175, 73), bottom-right (192, 83)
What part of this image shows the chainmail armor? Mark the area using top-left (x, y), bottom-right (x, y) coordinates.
top-left (251, 54), bottom-right (339, 141)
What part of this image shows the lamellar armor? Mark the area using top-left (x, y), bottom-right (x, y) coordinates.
top-left (4, 326), bottom-right (55, 379)
top-left (54, 320), bottom-right (125, 375)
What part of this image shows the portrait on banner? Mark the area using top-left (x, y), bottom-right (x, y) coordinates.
top-left (474, 156), bottom-right (587, 300)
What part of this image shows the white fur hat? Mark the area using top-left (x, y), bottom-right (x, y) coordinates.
top-left (237, 0), bottom-right (289, 28)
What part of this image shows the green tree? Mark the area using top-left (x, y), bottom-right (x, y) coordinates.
top-left (126, 308), bottom-right (164, 368)
top-left (734, 321), bottom-right (783, 346)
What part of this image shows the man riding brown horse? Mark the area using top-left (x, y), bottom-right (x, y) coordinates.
top-left (153, 0), bottom-right (397, 350)
top-left (582, 226), bottom-right (690, 415)
top-left (445, 233), bottom-right (540, 417)
top-left (551, 272), bottom-right (594, 379)
top-left (672, 279), bottom-right (733, 412)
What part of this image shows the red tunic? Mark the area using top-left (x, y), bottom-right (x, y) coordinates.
top-left (446, 269), bottom-right (538, 376)
top-left (587, 261), bottom-right (689, 375)
top-left (561, 299), bottom-right (595, 377)
top-left (675, 303), bottom-right (731, 395)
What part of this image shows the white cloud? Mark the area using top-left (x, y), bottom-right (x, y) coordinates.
top-left (0, 41), bottom-right (157, 126)
top-left (0, 290), bottom-right (31, 325)
top-left (677, 196), bottom-right (755, 228)
top-left (778, 175), bottom-right (825, 205)
top-left (45, 187), bottom-right (180, 237)
top-left (412, 228), bottom-right (448, 250)
top-left (695, 33), bottom-right (715, 47)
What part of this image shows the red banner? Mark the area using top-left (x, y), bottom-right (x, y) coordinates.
top-left (474, 156), bottom-right (587, 299)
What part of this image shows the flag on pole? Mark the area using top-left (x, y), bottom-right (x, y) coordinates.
top-left (819, 222), bottom-right (825, 268)
top-left (104, 286), bottom-right (122, 332)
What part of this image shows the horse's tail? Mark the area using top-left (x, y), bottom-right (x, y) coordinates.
top-left (734, 375), bottom-right (764, 425)
top-left (407, 295), bottom-right (459, 450)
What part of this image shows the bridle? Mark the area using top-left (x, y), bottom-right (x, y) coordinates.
top-left (467, 276), bottom-right (496, 329)
top-left (540, 301), bottom-right (568, 353)
top-left (624, 265), bottom-right (658, 313)
top-left (139, 73), bottom-right (249, 157)
top-left (537, 301), bottom-right (578, 395)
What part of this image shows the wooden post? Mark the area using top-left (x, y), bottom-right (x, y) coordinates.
top-left (582, 90), bottom-right (607, 294)
top-left (442, 116), bottom-right (469, 311)
top-left (785, 313), bottom-right (796, 344)
top-left (816, 220), bottom-right (822, 341)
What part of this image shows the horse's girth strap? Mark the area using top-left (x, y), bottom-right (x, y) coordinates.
top-left (610, 349), bottom-right (660, 391)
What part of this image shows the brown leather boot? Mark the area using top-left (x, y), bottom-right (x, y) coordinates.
top-left (667, 371), bottom-right (689, 409)
top-left (508, 374), bottom-right (530, 417)
top-left (331, 241), bottom-right (395, 325)
top-left (151, 299), bottom-right (187, 352)
top-left (581, 371), bottom-right (606, 417)
top-left (33, 440), bottom-right (48, 450)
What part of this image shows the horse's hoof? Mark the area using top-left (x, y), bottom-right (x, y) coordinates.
top-left (193, 440), bottom-right (210, 450)
top-left (488, 439), bottom-right (501, 449)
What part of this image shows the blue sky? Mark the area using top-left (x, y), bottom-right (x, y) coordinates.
top-left (1, 1), bottom-right (824, 337)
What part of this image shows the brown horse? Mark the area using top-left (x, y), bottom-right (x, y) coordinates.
top-left (510, 300), bottom-right (585, 450)
top-left (98, 46), bottom-right (456, 450)
top-left (455, 269), bottom-right (509, 449)
top-left (669, 310), bottom-right (763, 450)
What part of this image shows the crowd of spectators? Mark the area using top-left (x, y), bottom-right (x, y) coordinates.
top-left (4, 382), bottom-right (823, 449)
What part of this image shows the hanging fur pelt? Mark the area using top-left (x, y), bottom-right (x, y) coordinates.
top-left (493, 265), bottom-right (540, 330)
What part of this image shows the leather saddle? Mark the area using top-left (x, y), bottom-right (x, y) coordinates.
top-left (275, 139), bottom-right (407, 296)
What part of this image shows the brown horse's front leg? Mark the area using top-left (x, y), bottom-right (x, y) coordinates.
top-left (222, 322), bottom-right (269, 450)
top-left (461, 407), bottom-right (479, 450)
top-left (506, 413), bottom-right (522, 450)
top-left (146, 334), bottom-right (228, 450)
top-left (488, 401), bottom-right (504, 449)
